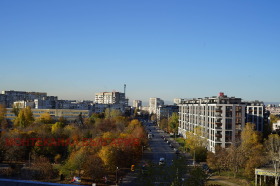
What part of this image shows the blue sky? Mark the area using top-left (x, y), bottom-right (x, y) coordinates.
top-left (0, 0), bottom-right (280, 104)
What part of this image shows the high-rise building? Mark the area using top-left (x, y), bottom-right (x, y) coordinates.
top-left (133, 100), bottom-right (142, 110)
top-left (178, 92), bottom-right (266, 153)
top-left (94, 92), bottom-right (128, 106)
top-left (149, 98), bottom-right (164, 114)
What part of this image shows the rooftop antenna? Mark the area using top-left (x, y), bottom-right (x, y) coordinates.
top-left (124, 84), bottom-right (126, 95)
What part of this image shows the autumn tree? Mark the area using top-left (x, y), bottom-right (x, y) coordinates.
top-left (51, 122), bottom-right (65, 134)
top-left (168, 112), bottom-right (179, 134)
top-left (31, 156), bottom-right (54, 180)
top-left (159, 118), bottom-right (168, 131)
top-left (105, 108), bottom-right (122, 119)
top-left (0, 104), bottom-right (6, 124)
top-left (207, 146), bottom-right (228, 175)
top-left (12, 103), bottom-right (20, 117)
top-left (14, 106), bottom-right (34, 128)
top-left (185, 127), bottom-right (207, 151)
top-left (265, 134), bottom-right (280, 186)
top-left (37, 112), bottom-right (53, 124)
top-left (185, 127), bottom-right (208, 163)
top-left (82, 154), bottom-right (106, 181)
top-left (227, 145), bottom-right (245, 178)
top-left (61, 147), bottom-right (88, 177)
top-left (241, 123), bottom-right (266, 178)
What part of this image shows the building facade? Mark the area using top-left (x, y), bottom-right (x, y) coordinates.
top-left (178, 93), bottom-right (266, 153)
top-left (174, 98), bottom-right (184, 105)
top-left (133, 100), bottom-right (142, 110)
top-left (156, 105), bottom-right (179, 125)
top-left (149, 98), bottom-right (164, 114)
top-left (94, 92), bottom-right (128, 106)
top-left (5, 108), bottom-right (89, 122)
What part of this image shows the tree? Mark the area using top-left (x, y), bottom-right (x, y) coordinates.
top-left (31, 156), bottom-right (54, 180)
top-left (82, 154), bottom-right (106, 181)
top-left (14, 106), bottom-right (34, 128)
top-left (265, 134), bottom-right (280, 186)
top-left (241, 123), bottom-right (266, 178)
top-left (105, 108), bottom-right (122, 119)
top-left (51, 122), bottom-right (65, 134)
top-left (159, 118), bottom-right (168, 131)
top-left (168, 113), bottom-right (179, 134)
top-left (227, 145), bottom-right (245, 178)
top-left (12, 103), bottom-right (20, 117)
top-left (185, 127), bottom-right (207, 151)
top-left (37, 112), bottom-right (53, 124)
top-left (0, 104), bottom-right (6, 124)
top-left (207, 146), bottom-right (228, 175)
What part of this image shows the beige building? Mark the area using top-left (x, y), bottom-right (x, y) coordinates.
top-left (5, 108), bottom-right (89, 122)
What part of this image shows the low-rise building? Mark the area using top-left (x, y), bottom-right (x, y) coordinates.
top-left (5, 108), bottom-right (89, 122)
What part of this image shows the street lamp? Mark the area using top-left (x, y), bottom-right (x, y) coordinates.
top-left (116, 166), bottom-right (118, 186)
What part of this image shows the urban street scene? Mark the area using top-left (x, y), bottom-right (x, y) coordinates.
top-left (0, 0), bottom-right (280, 186)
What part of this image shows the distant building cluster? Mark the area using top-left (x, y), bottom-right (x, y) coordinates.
top-left (1, 89), bottom-right (130, 122)
top-left (178, 92), bottom-right (269, 153)
top-left (266, 104), bottom-right (280, 116)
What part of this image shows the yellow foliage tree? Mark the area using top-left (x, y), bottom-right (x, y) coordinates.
top-left (37, 112), bottom-right (53, 124)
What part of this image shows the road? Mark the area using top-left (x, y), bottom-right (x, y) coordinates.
top-left (120, 122), bottom-right (181, 186)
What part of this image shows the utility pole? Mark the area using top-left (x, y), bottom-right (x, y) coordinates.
top-left (116, 166), bottom-right (118, 186)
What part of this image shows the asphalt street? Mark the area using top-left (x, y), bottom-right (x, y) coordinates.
top-left (120, 122), bottom-right (183, 186)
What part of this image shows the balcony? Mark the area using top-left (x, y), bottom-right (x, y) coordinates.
top-left (215, 120), bottom-right (222, 124)
top-left (215, 133), bottom-right (222, 138)
top-left (215, 113), bottom-right (222, 117)
top-left (215, 108), bottom-right (222, 113)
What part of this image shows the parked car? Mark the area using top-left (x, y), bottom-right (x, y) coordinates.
top-left (159, 158), bottom-right (165, 166)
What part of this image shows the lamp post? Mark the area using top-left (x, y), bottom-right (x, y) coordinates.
top-left (116, 166), bottom-right (118, 186)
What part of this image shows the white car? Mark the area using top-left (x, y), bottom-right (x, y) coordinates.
top-left (159, 158), bottom-right (165, 165)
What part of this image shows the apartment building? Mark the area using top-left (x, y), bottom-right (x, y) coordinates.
top-left (95, 92), bottom-right (128, 106)
top-left (1, 90), bottom-right (47, 108)
top-left (266, 105), bottom-right (280, 116)
top-left (174, 98), bottom-right (184, 105)
top-left (133, 100), bottom-right (142, 110)
top-left (149, 98), bottom-right (164, 114)
top-left (156, 105), bottom-right (179, 125)
top-left (5, 108), bottom-right (89, 122)
top-left (178, 92), bottom-right (266, 153)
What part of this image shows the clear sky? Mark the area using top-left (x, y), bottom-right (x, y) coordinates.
top-left (0, 0), bottom-right (280, 104)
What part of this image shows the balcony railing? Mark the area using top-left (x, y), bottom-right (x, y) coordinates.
top-left (215, 133), bottom-right (222, 138)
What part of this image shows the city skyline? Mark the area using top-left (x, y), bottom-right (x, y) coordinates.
top-left (1, 0), bottom-right (280, 103)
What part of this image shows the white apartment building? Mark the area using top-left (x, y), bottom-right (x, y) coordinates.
top-left (246, 101), bottom-right (265, 132)
top-left (149, 98), bottom-right (164, 114)
top-left (178, 93), bottom-right (246, 153)
top-left (174, 98), bottom-right (184, 105)
top-left (178, 93), bottom-right (266, 153)
top-left (95, 92), bottom-right (128, 106)
top-left (133, 100), bottom-right (142, 110)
